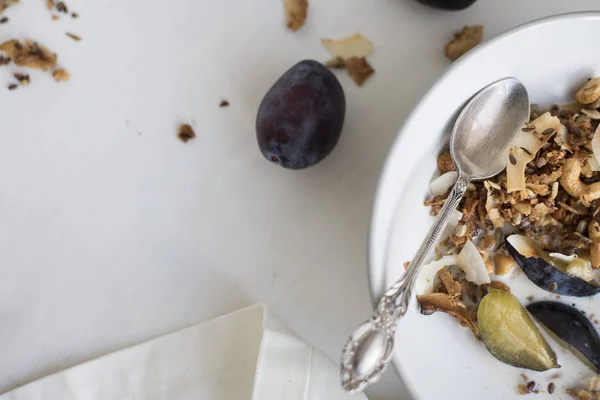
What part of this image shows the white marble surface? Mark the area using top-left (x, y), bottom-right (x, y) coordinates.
top-left (1, 1), bottom-right (599, 399)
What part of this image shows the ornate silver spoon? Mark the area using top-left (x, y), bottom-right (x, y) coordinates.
top-left (341, 77), bottom-right (530, 393)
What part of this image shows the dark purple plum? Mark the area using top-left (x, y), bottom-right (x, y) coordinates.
top-left (527, 301), bottom-right (600, 372)
top-left (506, 235), bottom-right (600, 297)
top-left (256, 60), bottom-right (345, 169)
top-left (415, 0), bottom-right (477, 10)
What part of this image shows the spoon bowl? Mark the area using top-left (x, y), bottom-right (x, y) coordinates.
top-left (341, 77), bottom-right (529, 393)
top-left (451, 77), bottom-right (530, 180)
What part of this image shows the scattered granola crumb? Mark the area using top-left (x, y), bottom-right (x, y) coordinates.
top-left (0, 16), bottom-right (8, 23)
top-left (55, 1), bottom-right (67, 13)
top-left (46, 0), bottom-right (53, 10)
top-left (444, 25), bottom-right (483, 61)
top-left (219, 99), bottom-right (229, 107)
top-left (65, 32), bottom-right (81, 41)
top-left (527, 381), bottom-right (538, 393)
top-left (0, 40), bottom-right (57, 71)
top-left (71, 11), bottom-right (77, 18)
top-left (521, 373), bottom-right (529, 381)
top-left (346, 56), bottom-right (374, 86)
top-left (52, 68), bottom-right (70, 81)
top-left (283, 0), bottom-right (308, 31)
top-left (325, 56), bottom-right (346, 69)
top-left (403, 261), bottom-right (410, 270)
top-left (518, 384), bottom-right (530, 395)
top-left (177, 124), bottom-right (195, 143)
top-left (0, 55), bottom-right (10, 65)
top-left (0, 0), bottom-right (19, 14)
top-left (51, 14), bottom-right (59, 20)
top-left (14, 72), bottom-right (29, 86)
top-left (7, 83), bottom-right (17, 90)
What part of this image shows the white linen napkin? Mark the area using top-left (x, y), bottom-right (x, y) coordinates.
top-left (1, 304), bottom-right (367, 400)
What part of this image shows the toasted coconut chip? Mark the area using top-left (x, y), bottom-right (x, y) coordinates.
top-left (592, 123), bottom-right (600, 171)
top-left (429, 171), bottom-right (457, 197)
top-left (484, 181), bottom-right (504, 228)
top-left (415, 255), bottom-right (458, 295)
top-left (283, 0), bottom-right (308, 31)
top-left (582, 109), bottom-right (600, 119)
top-left (321, 33), bottom-right (374, 60)
top-left (506, 112), bottom-right (561, 193)
top-left (346, 56), bottom-right (374, 86)
top-left (417, 292), bottom-right (479, 337)
top-left (324, 56), bottom-right (346, 69)
top-left (589, 155), bottom-right (600, 172)
top-left (554, 124), bottom-right (572, 152)
top-left (457, 240), bottom-right (491, 285)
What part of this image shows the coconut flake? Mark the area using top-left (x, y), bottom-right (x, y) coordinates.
top-left (321, 33), bottom-right (374, 60)
top-left (457, 240), bottom-right (491, 284)
top-left (429, 171), bottom-right (457, 196)
top-left (581, 109), bottom-right (600, 120)
top-left (549, 253), bottom-right (578, 263)
top-left (592, 123), bottom-right (600, 170)
top-left (554, 124), bottom-right (572, 152)
top-left (415, 255), bottom-right (458, 295)
top-left (484, 181), bottom-right (504, 228)
top-left (506, 112), bottom-right (561, 193)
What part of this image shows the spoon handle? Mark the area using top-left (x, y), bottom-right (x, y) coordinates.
top-left (341, 172), bottom-right (469, 393)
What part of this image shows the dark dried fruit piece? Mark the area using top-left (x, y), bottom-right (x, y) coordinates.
top-left (415, 0), bottom-right (477, 10)
top-left (478, 289), bottom-right (558, 371)
top-left (527, 301), bottom-right (600, 372)
top-left (506, 235), bottom-right (600, 297)
top-left (256, 60), bottom-right (345, 169)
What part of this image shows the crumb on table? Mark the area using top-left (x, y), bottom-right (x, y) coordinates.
top-left (177, 124), bottom-right (195, 143)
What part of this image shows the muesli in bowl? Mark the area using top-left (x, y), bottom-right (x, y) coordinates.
top-left (418, 78), bottom-right (600, 397)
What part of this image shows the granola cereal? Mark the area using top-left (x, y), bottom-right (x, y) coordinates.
top-left (0, 40), bottom-right (57, 71)
top-left (444, 25), bottom-right (483, 61)
top-left (52, 68), bottom-right (70, 81)
top-left (283, 0), bottom-right (307, 32)
top-left (177, 124), bottom-right (195, 143)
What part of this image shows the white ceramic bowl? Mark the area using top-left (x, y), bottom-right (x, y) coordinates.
top-left (369, 12), bottom-right (600, 400)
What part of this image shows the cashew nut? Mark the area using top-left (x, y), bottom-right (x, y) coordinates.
top-left (559, 158), bottom-right (600, 205)
top-left (589, 221), bottom-right (600, 269)
top-left (576, 77), bottom-right (600, 105)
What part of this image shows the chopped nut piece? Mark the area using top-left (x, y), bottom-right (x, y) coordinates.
top-left (437, 150), bottom-right (456, 173)
top-left (444, 25), bottom-right (483, 61)
top-left (65, 32), bottom-right (81, 42)
top-left (324, 56), bottom-right (346, 69)
top-left (493, 254), bottom-right (516, 275)
top-left (576, 78), bottom-right (600, 105)
top-left (177, 123), bottom-right (195, 143)
top-left (14, 72), bottom-right (29, 86)
top-left (52, 68), bottom-right (70, 81)
top-left (0, 40), bottom-right (57, 71)
top-left (283, 0), bottom-right (307, 31)
top-left (219, 99), bottom-right (229, 107)
top-left (346, 56), bottom-right (374, 86)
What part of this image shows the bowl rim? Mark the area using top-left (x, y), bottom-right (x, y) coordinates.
top-left (365, 10), bottom-right (600, 398)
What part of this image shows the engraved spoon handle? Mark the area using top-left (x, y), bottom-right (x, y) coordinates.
top-left (341, 171), bottom-right (469, 393)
